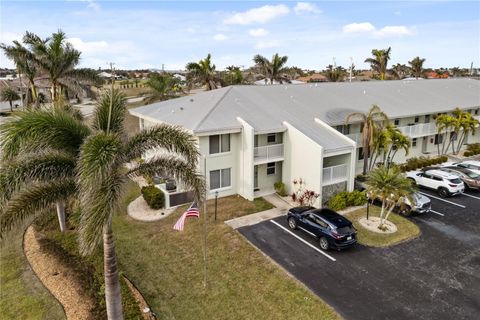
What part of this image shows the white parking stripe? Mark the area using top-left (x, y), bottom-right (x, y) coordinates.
top-left (462, 193), bottom-right (480, 200)
top-left (419, 192), bottom-right (466, 208)
top-left (430, 210), bottom-right (445, 217)
top-left (270, 220), bottom-right (336, 262)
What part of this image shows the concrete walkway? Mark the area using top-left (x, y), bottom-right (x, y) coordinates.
top-left (225, 193), bottom-right (292, 229)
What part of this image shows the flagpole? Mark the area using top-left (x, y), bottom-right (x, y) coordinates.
top-left (203, 156), bottom-right (208, 289)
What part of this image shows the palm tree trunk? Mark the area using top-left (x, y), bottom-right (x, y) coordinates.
top-left (55, 201), bottom-right (66, 232)
top-left (362, 146), bottom-right (368, 175)
top-left (456, 131), bottom-right (467, 154)
top-left (103, 221), bottom-right (124, 320)
top-left (9, 100), bottom-right (13, 112)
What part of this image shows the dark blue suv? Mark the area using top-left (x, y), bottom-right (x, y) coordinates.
top-left (287, 206), bottom-right (357, 251)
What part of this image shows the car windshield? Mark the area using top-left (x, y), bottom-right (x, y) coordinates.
top-left (336, 225), bottom-right (355, 234)
top-left (449, 178), bottom-right (462, 184)
top-left (467, 172), bottom-right (480, 179)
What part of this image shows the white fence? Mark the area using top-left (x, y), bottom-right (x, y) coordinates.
top-left (322, 164), bottom-right (348, 185)
top-left (397, 123), bottom-right (438, 138)
top-left (254, 144), bottom-right (284, 163)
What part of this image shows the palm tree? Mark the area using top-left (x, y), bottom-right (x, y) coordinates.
top-left (144, 73), bottom-right (182, 103)
top-left (224, 65), bottom-right (244, 85)
top-left (1, 40), bottom-right (39, 106)
top-left (23, 30), bottom-right (100, 101)
top-left (253, 53), bottom-right (289, 84)
top-left (346, 105), bottom-right (389, 174)
top-left (408, 56), bottom-right (426, 79)
top-left (0, 88), bottom-right (20, 112)
top-left (435, 114), bottom-right (455, 155)
top-left (185, 53), bottom-right (218, 90)
top-left (384, 125), bottom-right (410, 166)
top-left (364, 47), bottom-right (392, 80)
top-left (325, 64), bottom-right (345, 82)
top-left (0, 89), bottom-right (205, 319)
top-left (366, 166), bottom-right (414, 229)
top-left (391, 63), bottom-right (409, 80)
top-left (449, 108), bottom-right (479, 154)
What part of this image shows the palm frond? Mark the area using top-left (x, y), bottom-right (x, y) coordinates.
top-left (91, 89), bottom-right (127, 134)
top-left (125, 124), bottom-right (200, 165)
top-left (0, 179), bottom-right (76, 237)
top-left (128, 155), bottom-right (205, 202)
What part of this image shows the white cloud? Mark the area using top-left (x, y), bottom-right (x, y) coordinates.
top-left (67, 37), bottom-right (109, 53)
top-left (294, 2), bottom-right (321, 14)
top-left (213, 33), bottom-right (228, 41)
top-left (374, 26), bottom-right (415, 37)
top-left (255, 40), bottom-right (281, 49)
top-left (249, 28), bottom-right (269, 37)
top-left (186, 27), bottom-right (196, 33)
top-left (224, 5), bottom-right (290, 25)
top-left (86, 0), bottom-right (100, 11)
top-left (343, 22), bottom-right (376, 33)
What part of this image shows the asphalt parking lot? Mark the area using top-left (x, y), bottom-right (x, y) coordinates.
top-left (238, 190), bottom-right (480, 320)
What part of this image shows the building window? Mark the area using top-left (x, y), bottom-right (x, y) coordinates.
top-left (267, 133), bottom-right (277, 144)
top-left (140, 118), bottom-right (145, 130)
top-left (414, 116), bottom-right (419, 123)
top-left (434, 134), bottom-right (443, 145)
top-left (266, 162), bottom-right (276, 175)
top-left (209, 168), bottom-right (231, 190)
top-left (358, 147), bottom-right (364, 160)
top-left (475, 109), bottom-right (479, 115)
top-left (335, 124), bottom-right (350, 134)
top-left (394, 119), bottom-right (400, 126)
top-left (425, 115), bottom-right (430, 123)
top-left (412, 138), bottom-right (417, 147)
top-left (209, 134), bottom-right (230, 154)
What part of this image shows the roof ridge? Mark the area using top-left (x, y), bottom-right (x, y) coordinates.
top-left (194, 86), bottom-right (234, 131)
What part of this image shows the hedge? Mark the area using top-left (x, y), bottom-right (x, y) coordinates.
top-left (399, 155), bottom-right (448, 172)
top-left (328, 190), bottom-right (367, 211)
top-left (141, 185), bottom-right (165, 209)
top-left (465, 143), bottom-right (480, 157)
top-left (274, 182), bottom-right (288, 197)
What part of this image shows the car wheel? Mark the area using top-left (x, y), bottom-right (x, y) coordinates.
top-left (438, 187), bottom-right (449, 198)
top-left (399, 204), bottom-right (412, 217)
top-left (319, 237), bottom-right (329, 251)
top-left (287, 217), bottom-right (297, 230)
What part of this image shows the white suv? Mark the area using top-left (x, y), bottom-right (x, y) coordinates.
top-left (406, 169), bottom-right (465, 197)
top-left (451, 160), bottom-right (480, 175)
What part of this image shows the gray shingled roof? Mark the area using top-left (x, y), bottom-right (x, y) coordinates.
top-left (130, 78), bottom-right (480, 152)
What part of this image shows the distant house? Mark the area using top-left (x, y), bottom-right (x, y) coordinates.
top-left (426, 71), bottom-right (449, 79)
top-left (254, 79), bottom-right (305, 85)
top-left (296, 73), bottom-right (328, 83)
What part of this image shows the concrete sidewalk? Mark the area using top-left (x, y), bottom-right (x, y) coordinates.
top-left (225, 194), bottom-right (292, 229)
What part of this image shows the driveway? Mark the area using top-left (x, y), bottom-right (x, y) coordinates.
top-left (238, 190), bottom-right (480, 320)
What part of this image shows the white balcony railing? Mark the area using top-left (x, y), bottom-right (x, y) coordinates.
top-left (397, 122), bottom-right (438, 138)
top-left (322, 164), bottom-right (348, 185)
top-left (254, 144), bottom-right (284, 163)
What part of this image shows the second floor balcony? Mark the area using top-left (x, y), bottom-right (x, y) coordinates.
top-left (322, 164), bottom-right (348, 186)
top-left (398, 122), bottom-right (438, 138)
top-left (254, 144), bottom-right (284, 164)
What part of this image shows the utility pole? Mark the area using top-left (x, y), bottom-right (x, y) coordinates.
top-left (106, 62), bottom-right (115, 133)
top-left (349, 57), bottom-right (355, 83)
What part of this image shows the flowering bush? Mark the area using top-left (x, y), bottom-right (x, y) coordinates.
top-left (291, 178), bottom-right (319, 206)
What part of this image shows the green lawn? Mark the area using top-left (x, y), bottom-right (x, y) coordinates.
top-left (0, 225), bottom-right (65, 320)
top-left (113, 187), bottom-right (339, 319)
top-left (345, 206), bottom-right (421, 247)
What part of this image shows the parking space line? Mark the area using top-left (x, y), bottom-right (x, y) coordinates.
top-left (419, 192), bottom-right (466, 208)
top-left (270, 220), bottom-right (336, 262)
top-left (462, 193), bottom-right (480, 200)
top-left (430, 210), bottom-right (445, 217)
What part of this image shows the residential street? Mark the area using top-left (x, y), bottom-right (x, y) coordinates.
top-left (239, 190), bottom-right (480, 320)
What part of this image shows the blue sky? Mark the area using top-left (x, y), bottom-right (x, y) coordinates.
top-left (1, 1), bottom-right (479, 70)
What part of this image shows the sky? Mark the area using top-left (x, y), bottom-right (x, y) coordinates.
top-left (0, 1), bottom-right (479, 71)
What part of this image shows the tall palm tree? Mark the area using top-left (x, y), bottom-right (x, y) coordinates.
top-left (144, 73), bottom-right (182, 103)
top-left (253, 53), bottom-right (289, 84)
top-left (0, 88), bottom-right (20, 112)
top-left (391, 63), bottom-right (409, 80)
top-left (408, 56), bottom-right (426, 79)
top-left (384, 125), bottom-right (410, 166)
top-left (1, 40), bottom-right (40, 106)
top-left (346, 105), bottom-right (389, 174)
top-left (435, 114), bottom-right (455, 155)
top-left (185, 53), bottom-right (218, 90)
top-left (0, 89), bottom-right (205, 320)
top-left (224, 65), bottom-right (244, 85)
top-left (366, 166), bottom-right (414, 229)
top-left (364, 47), bottom-right (392, 80)
top-left (325, 64), bottom-right (345, 82)
top-left (23, 30), bottom-right (100, 101)
top-left (449, 108), bottom-right (479, 154)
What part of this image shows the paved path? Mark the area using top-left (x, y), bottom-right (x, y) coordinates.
top-left (225, 194), bottom-right (292, 229)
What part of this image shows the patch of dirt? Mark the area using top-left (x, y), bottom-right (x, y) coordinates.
top-left (23, 226), bottom-right (96, 320)
top-left (359, 217), bottom-right (398, 234)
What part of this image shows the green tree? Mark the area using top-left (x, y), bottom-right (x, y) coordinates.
top-left (346, 105), bottom-right (389, 174)
top-left (186, 53), bottom-right (218, 90)
top-left (364, 47), bottom-right (392, 80)
top-left (144, 73), bottom-right (182, 103)
top-left (391, 63), bottom-right (409, 80)
top-left (408, 56), bottom-right (426, 79)
top-left (435, 114), bottom-right (455, 155)
top-left (366, 166), bottom-right (414, 229)
top-left (223, 65), bottom-right (244, 85)
top-left (384, 125), bottom-right (411, 166)
top-left (23, 30), bottom-right (100, 101)
top-left (449, 108), bottom-right (479, 154)
top-left (0, 90), bottom-right (205, 319)
top-left (325, 64), bottom-right (345, 82)
top-left (0, 88), bottom-right (20, 112)
top-left (253, 53), bottom-right (289, 84)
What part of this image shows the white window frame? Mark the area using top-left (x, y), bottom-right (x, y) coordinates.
top-left (209, 134), bottom-right (231, 155)
top-left (266, 162), bottom-right (276, 175)
top-left (267, 133), bottom-right (277, 144)
top-left (209, 168), bottom-right (232, 191)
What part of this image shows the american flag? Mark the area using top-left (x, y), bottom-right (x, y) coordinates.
top-left (173, 202), bottom-right (200, 231)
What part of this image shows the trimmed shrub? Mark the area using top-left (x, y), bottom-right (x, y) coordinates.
top-left (328, 190), bottom-right (366, 211)
top-left (464, 150), bottom-right (473, 157)
top-left (328, 193), bottom-right (348, 211)
top-left (141, 185), bottom-right (165, 209)
top-left (441, 155), bottom-right (448, 163)
top-left (274, 182), bottom-right (288, 197)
